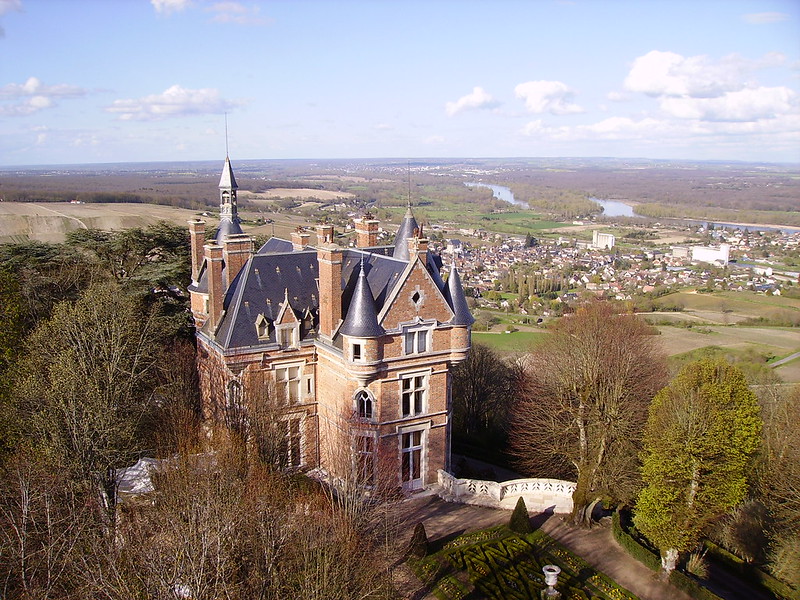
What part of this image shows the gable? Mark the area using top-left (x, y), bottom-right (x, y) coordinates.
top-left (378, 257), bottom-right (454, 331)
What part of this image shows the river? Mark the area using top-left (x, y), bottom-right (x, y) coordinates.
top-left (464, 181), bottom-right (636, 217)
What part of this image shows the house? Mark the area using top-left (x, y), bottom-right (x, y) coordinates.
top-left (187, 157), bottom-right (473, 491)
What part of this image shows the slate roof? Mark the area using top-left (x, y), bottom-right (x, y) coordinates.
top-left (215, 218), bottom-right (244, 242)
top-left (392, 206), bottom-right (419, 261)
top-left (444, 263), bottom-right (475, 326)
top-left (203, 206), bottom-right (473, 350)
top-left (218, 156), bottom-right (238, 190)
top-left (339, 259), bottom-right (384, 338)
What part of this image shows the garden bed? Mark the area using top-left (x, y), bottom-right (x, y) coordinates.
top-left (408, 525), bottom-right (639, 600)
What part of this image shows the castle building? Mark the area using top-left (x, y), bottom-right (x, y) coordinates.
top-left (188, 158), bottom-right (473, 491)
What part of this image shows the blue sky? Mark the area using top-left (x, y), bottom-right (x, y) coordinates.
top-left (1, 0), bottom-right (798, 165)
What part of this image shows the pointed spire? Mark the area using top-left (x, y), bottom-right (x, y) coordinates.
top-left (219, 155), bottom-right (238, 190)
top-left (216, 155), bottom-right (243, 242)
top-left (444, 263), bottom-right (474, 326)
top-left (339, 257), bottom-right (383, 338)
top-left (393, 205), bottom-right (419, 262)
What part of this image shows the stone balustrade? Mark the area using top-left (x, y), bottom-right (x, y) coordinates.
top-left (437, 469), bottom-right (576, 514)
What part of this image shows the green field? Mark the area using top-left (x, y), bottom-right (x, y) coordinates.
top-left (472, 331), bottom-right (548, 353)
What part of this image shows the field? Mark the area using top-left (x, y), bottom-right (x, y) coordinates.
top-left (0, 201), bottom-right (205, 243)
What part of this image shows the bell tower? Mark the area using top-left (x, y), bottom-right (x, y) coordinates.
top-left (215, 155), bottom-right (244, 242)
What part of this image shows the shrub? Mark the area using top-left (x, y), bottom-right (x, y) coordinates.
top-left (686, 550), bottom-right (709, 579)
top-left (407, 522), bottom-right (429, 558)
top-left (508, 497), bottom-right (532, 534)
top-left (768, 535), bottom-right (800, 591)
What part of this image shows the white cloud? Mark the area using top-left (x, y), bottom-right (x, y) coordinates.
top-left (106, 85), bottom-right (241, 121)
top-left (445, 86), bottom-right (500, 117)
top-left (514, 80), bottom-right (583, 115)
top-left (374, 123), bottom-right (393, 130)
top-left (206, 2), bottom-right (271, 25)
top-left (0, 77), bottom-right (86, 116)
top-left (624, 51), bottom-right (754, 98)
top-left (660, 86), bottom-right (796, 121)
top-left (151, 0), bottom-right (192, 15)
top-left (742, 12), bottom-right (789, 24)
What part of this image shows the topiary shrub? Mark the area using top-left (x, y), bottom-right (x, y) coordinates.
top-left (407, 521), bottom-right (429, 558)
top-left (509, 497), bottom-right (532, 534)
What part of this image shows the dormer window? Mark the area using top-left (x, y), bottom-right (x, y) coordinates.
top-left (255, 314), bottom-right (270, 339)
top-left (276, 323), bottom-right (299, 349)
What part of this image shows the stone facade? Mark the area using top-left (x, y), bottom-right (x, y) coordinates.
top-left (188, 158), bottom-right (473, 491)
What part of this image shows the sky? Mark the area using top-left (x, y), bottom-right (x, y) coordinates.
top-left (1, 0), bottom-right (799, 166)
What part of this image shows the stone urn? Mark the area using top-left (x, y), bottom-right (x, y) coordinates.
top-left (541, 565), bottom-right (562, 599)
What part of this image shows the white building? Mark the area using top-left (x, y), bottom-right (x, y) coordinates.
top-left (592, 231), bottom-right (616, 250)
top-left (691, 243), bottom-right (730, 266)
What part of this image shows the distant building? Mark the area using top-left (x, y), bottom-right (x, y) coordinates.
top-left (671, 246), bottom-right (690, 259)
top-left (592, 231), bottom-right (616, 250)
top-left (691, 243), bottom-right (730, 266)
top-left (188, 157), bottom-right (473, 491)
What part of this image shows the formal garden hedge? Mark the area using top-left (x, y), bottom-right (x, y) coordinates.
top-left (609, 511), bottom-right (800, 600)
top-left (408, 524), bottom-right (640, 600)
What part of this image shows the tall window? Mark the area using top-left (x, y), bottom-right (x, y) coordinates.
top-left (401, 373), bottom-right (426, 417)
top-left (403, 325), bottom-right (431, 355)
top-left (355, 389), bottom-right (373, 420)
top-left (356, 435), bottom-right (375, 485)
top-left (401, 430), bottom-right (423, 488)
top-left (278, 418), bottom-right (302, 468)
top-left (225, 380), bottom-right (245, 431)
top-left (275, 365), bottom-right (301, 404)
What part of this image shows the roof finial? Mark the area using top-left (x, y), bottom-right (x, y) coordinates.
top-left (407, 160), bottom-right (412, 208)
top-left (224, 112), bottom-right (229, 158)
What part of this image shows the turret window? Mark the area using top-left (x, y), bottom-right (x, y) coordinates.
top-left (355, 389), bottom-right (373, 420)
top-left (352, 342), bottom-right (363, 362)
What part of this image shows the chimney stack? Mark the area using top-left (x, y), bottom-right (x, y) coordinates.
top-left (316, 223), bottom-right (334, 245)
top-left (222, 233), bottom-right (252, 289)
top-left (188, 219), bottom-right (206, 283)
top-left (317, 244), bottom-right (342, 340)
top-left (354, 215), bottom-right (379, 248)
top-left (291, 228), bottom-right (311, 251)
top-left (408, 235), bottom-right (428, 264)
top-left (205, 243), bottom-right (225, 332)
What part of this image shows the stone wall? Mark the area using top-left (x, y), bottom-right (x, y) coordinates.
top-left (437, 470), bottom-right (576, 514)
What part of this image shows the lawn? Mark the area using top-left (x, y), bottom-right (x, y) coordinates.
top-left (473, 331), bottom-right (548, 353)
top-left (408, 525), bottom-right (639, 600)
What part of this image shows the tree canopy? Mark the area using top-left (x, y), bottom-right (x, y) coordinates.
top-left (634, 359), bottom-right (762, 571)
top-left (510, 300), bottom-right (667, 526)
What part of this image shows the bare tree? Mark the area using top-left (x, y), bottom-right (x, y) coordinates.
top-left (510, 300), bottom-right (667, 526)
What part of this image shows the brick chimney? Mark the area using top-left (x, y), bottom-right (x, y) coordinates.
top-left (205, 243), bottom-right (225, 332)
top-left (291, 228), bottom-right (311, 251)
top-left (222, 233), bottom-right (252, 289)
top-left (317, 244), bottom-right (342, 340)
top-left (355, 216), bottom-right (379, 248)
top-left (316, 223), bottom-right (334, 245)
top-left (408, 235), bottom-right (428, 264)
top-left (188, 219), bottom-right (206, 283)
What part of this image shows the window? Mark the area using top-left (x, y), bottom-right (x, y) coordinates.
top-left (401, 373), bottom-right (426, 417)
top-left (275, 365), bottom-right (301, 404)
top-left (276, 323), bottom-right (298, 349)
top-left (278, 418), bottom-right (302, 468)
top-left (355, 389), bottom-right (373, 420)
top-left (401, 430), bottom-right (423, 488)
top-left (352, 342), bottom-right (362, 361)
top-left (356, 435), bottom-right (375, 485)
top-left (225, 381), bottom-right (245, 431)
top-left (403, 325), bottom-right (431, 355)
top-left (255, 314), bottom-right (270, 339)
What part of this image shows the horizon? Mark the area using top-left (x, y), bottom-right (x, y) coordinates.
top-left (1, 0), bottom-right (799, 166)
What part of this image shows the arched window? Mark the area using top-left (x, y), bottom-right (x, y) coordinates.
top-left (355, 389), bottom-right (373, 420)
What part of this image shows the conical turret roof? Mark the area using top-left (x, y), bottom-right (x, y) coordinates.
top-left (444, 263), bottom-right (474, 326)
top-left (339, 259), bottom-right (384, 338)
top-left (393, 205), bottom-right (419, 261)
